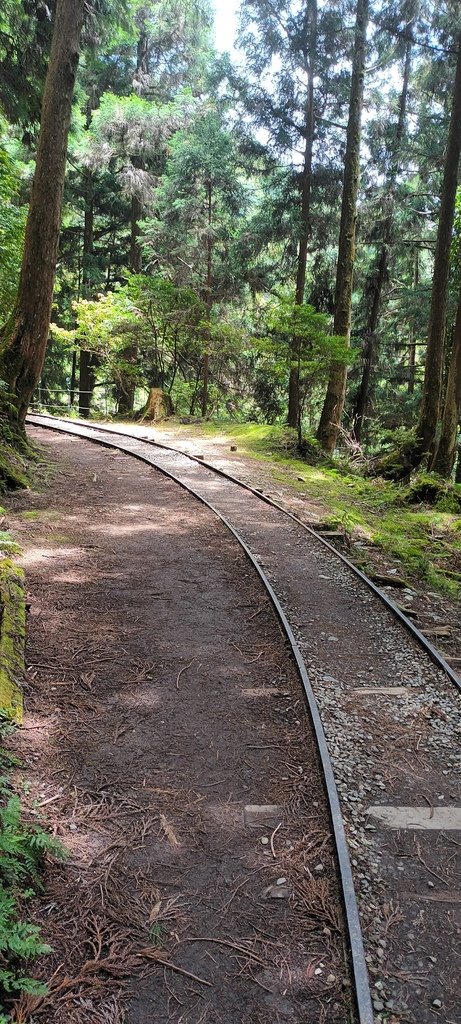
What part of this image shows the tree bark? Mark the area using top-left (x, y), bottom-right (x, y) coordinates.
top-left (456, 439), bottom-right (461, 483)
top-left (408, 247), bottom-right (419, 394)
top-left (352, 246), bottom-right (387, 441)
top-left (287, 0), bottom-right (317, 430)
top-left (201, 178), bottom-right (213, 418)
top-left (79, 168), bottom-right (98, 418)
top-left (117, 14), bottom-right (149, 419)
top-left (351, 29), bottom-right (413, 440)
top-left (431, 283), bottom-right (461, 477)
top-left (116, 194), bottom-right (142, 417)
top-left (317, 0), bottom-right (369, 452)
top-left (69, 348), bottom-right (77, 407)
top-left (0, 0), bottom-right (86, 428)
top-left (79, 349), bottom-right (98, 418)
top-left (139, 387), bottom-right (174, 422)
top-left (414, 32), bottom-right (461, 463)
top-left (130, 193), bottom-right (143, 276)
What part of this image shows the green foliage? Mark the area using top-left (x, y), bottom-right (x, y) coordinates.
top-left (71, 273), bottom-right (247, 413)
top-left (144, 106), bottom-right (248, 300)
top-left (0, 729), bottom-right (65, 1008)
top-left (0, 127), bottom-right (26, 322)
top-left (0, 0), bottom-right (53, 126)
top-left (266, 299), bottom-right (352, 377)
top-left (4, 0), bottom-right (461, 468)
top-left (252, 298), bottom-right (354, 425)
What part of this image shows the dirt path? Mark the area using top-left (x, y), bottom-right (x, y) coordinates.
top-left (97, 418), bottom-right (461, 677)
top-left (27, 419), bottom-right (461, 1024)
top-left (5, 430), bottom-right (350, 1024)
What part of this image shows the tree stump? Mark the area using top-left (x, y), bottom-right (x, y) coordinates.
top-left (139, 388), bottom-right (174, 422)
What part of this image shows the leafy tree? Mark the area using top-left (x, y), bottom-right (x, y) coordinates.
top-left (227, 0), bottom-right (353, 427)
top-left (260, 296), bottom-right (352, 446)
top-left (144, 107), bottom-right (248, 414)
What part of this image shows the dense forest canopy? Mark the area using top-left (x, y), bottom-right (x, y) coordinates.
top-left (1, 0), bottom-right (461, 478)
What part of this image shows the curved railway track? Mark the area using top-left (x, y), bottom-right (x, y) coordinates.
top-left (26, 414), bottom-right (461, 1024)
top-left (27, 413), bottom-right (460, 694)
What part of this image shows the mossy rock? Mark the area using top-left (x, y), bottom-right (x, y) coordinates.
top-left (0, 423), bottom-right (30, 490)
top-left (0, 559), bottom-right (25, 722)
top-left (405, 475), bottom-right (461, 512)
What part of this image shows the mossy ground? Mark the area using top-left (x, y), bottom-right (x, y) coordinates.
top-left (19, 509), bottom-right (60, 522)
top-left (163, 420), bottom-right (461, 596)
top-left (0, 424), bottom-right (33, 491)
top-left (0, 559), bottom-right (25, 722)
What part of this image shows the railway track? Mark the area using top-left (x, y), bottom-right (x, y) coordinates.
top-left (26, 414), bottom-right (461, 1024)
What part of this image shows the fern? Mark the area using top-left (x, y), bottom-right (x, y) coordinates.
top-left (0, 721), bottom-right (66, 1013)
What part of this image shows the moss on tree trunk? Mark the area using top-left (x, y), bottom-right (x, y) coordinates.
top-left (431, 281), bottom-right (461, 477)
top-left (0, 0), bottom-right (85, 430)
top-left (412, 32), bottom-right (461, 468)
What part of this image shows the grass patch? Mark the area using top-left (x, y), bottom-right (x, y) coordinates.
top-left (159, 420), bottom-right (461, 594)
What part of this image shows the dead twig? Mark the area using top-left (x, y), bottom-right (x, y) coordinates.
top-left (415, 839), bottom-right (449, 886)
top-left (175, 659), bottom-right (197, 690)
top-left (138, 950), bottom-right (211, 987)
top-left (270, 822), bottom-right (282, 860)
top-left (180, 936), bottom-right (267, 967)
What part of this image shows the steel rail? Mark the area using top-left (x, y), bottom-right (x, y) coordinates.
top-left (28, 412), bottom-right (461, 694)
top-left (26, 412), bottom-right (374, 1024)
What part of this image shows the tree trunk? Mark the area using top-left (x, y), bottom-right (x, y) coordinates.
top-left (456, 440), bottom-right (461, 483)
top-left (69, 349), bottom-right (77, 407)
top-left (117, 14), bottom-right (148, 419)
top-left (352, 246), bottom-right (387, 441)
top-left (408, 247), bottom-right (419, 394)
top-left (139, 387), bottom-right (174, 422)
top-left (353, 7), bottom-right (417, 445)
top-left (414, 32), bottom-right (461, 463)
top-left (115, 194), bottom-right (142, 417)
top-left (351, 29), bottom-right (413, 440)
top-left (79, 350), bottom-right (98, 418)
top-left (130, 193), bottom-right (143, 275)
top-left (79, 168), bottom-right (99, 416)
top-left (431, 283), bottom-right (461, 477)
top-left (0, 0), bottom-right (86, 429)
top-left (408, 330), bottom-right (416, 394)
top-left (287, 0), bottom-right (317, 430)
top-left (82, 170), bottom-right (94, 294)
top-left (201, 178), bottom-right (213, 418)
top-left (317, 0), bottom-right (369, 452)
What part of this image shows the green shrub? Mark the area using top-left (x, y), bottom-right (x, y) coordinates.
top-left (0, 727), bottom-right (65, 1014)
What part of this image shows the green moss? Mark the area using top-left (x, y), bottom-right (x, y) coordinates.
top-left (0, 423), bottom-right (30, 491)
top-left (0, 560), bottom-right (25, 723)
top-left (40, 532), bottom-right (72, 545)
top-left (19, 510), bottom-right (60, 522)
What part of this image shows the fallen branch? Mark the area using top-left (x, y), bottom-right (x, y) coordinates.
top-left (138, 949), bottom-right (212, 987)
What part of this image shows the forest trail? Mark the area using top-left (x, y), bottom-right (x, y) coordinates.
top-left (58, 416), bottom-right (461, 675)
top-left (19, 418), bottom-right (461, 1024)
top-left (6, 429), bottom-right (348, 1024)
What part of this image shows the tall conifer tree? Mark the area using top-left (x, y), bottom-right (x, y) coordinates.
top-left (0, 0), bottom-right (86, 428)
